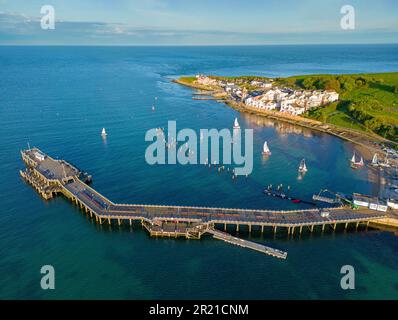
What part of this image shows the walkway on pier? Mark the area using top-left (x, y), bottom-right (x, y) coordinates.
top-left (20, 148), bottom-right (388, 228)
top-left (205, 228), bottom-right (287, 259)
top-left (20, 147), bottom-right (391, 258)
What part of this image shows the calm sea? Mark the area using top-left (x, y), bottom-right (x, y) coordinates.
top-left (0, 45), bottom-right (397, 299)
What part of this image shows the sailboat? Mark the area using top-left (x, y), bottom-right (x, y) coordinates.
top-left (298, 159), bottom-right (308, 173)
top-left (371, 153), bottom-right (379, 166)
top-left (351, 151), bottom-right (356, 164)
top-left (350, 151), bottom-right (364, 168)
top-left (262, 141), bottom-right (271, 155)
top-left (233, 117), bottom-right (240, 129)
top-left (101, 128), bottom-right (107, 137)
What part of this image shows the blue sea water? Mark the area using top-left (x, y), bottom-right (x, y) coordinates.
top-left (0, 45), bottom-right (397, 299)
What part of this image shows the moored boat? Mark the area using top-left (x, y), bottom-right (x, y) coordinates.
top-left (262, 141), bottom-right (271, 155)
top-left (372, 153), bottom-right (379, 166)
top-left (233, 117), bottom-right (240, 129)
top-left (350, 151), bottom-right (364, 169)
top-left (152, 96), bottom-right (157, 111)
top-left (298, 159), bottom-right (308, 173)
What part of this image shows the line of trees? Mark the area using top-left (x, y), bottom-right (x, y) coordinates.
top-left (298, 75), bottom-right (368, 92)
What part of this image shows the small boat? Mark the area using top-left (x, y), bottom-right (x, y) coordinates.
top-left (350, 151), bottom-right (364, 168)
top-left (263, 186), bottom-right (317, 206)
top-left (101, 128), bottom-right (107, 137)
top-left (262, 141), bottom-right (271, 155)
top-left (298, 159), bottom-right (308, 173)
top-left (152, 96), bottom-right (157, 111)
top-left (233, 117), bottom-right (240, 129)
top-left (371, 153), bottom-right (379, 166)
top-left (351, 151), bottom-right (356, 164)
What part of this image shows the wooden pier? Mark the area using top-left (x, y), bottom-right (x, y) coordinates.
top-left (20, 147), bottom-right (391, 259)
top-left (206, 227), bottom-right (287, 259)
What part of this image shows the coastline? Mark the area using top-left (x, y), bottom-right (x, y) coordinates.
top-left (174, 78), bottom-right (388, 163)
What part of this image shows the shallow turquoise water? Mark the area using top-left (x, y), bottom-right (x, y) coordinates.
top-left (0, 45), bottom-right (397, 299)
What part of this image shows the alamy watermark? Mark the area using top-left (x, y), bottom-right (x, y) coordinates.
top-left (340, 5), bottom-right (355, 30)
top-left (340, 265), bottom-right (355, 290)
top-left (40, 265), bottom-right (55, 290)
top-left (40, 5), bottom-right (55, 30)
top-left (145, 121), bottom-right (253, 176)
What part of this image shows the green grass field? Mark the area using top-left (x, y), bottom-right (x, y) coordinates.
top-left (275, 72), bottom-right (398, 141)
top-left (177, 76), bottom-right (197, 84)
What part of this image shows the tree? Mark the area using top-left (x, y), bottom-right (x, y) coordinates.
top-left (302, 77), bottom-right (316, 90)
top-left (324, 79), bottom-right (341, 92)
top-left (339, 77), bottom-right (355, 91)
top-left (314, 78), bottom-right (325, 90)
top-left (355, 77), bottom-right (367, 87)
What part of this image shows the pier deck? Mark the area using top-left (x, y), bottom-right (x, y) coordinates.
top-left (20, 148), bottom-right (390, 258)
top-left (205, 228), bottom-right (287, 259)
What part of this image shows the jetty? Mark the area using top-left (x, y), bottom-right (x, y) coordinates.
top-left (206, 228), bottom-right (287, 259)
top-left (20, 148), bottom-right (390, 259)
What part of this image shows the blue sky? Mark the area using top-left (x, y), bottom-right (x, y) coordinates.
top-left (0, 0), bottom-right (397, 45)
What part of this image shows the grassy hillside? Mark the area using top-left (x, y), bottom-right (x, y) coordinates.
top-left (275, 72), bottom-right (398, 141)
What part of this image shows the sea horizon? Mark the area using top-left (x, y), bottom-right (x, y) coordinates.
top-left (1, 43), bottom-right (398, 47)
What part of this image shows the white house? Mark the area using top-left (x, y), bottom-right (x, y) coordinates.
top-left (250, 80), bottom-right (272, 89)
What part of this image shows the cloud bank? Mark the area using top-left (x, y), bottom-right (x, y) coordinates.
top-left (0, 11), bottom-right (397, 45)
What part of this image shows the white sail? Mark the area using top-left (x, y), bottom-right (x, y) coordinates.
top-left (351, 152), bottom-right (356, 163)
top-left (233, 117), bottom-right (240, 129)
top-left (299, 159), bottom-right (308, 173)
top-left (263, 141), bottom-right (271, 154)
top-left (101, 128), bottom-right (107, 136)
top-left (372, 154), bottom-right (378, 165)
top-left (359, 157), bottom-right (364, 166)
